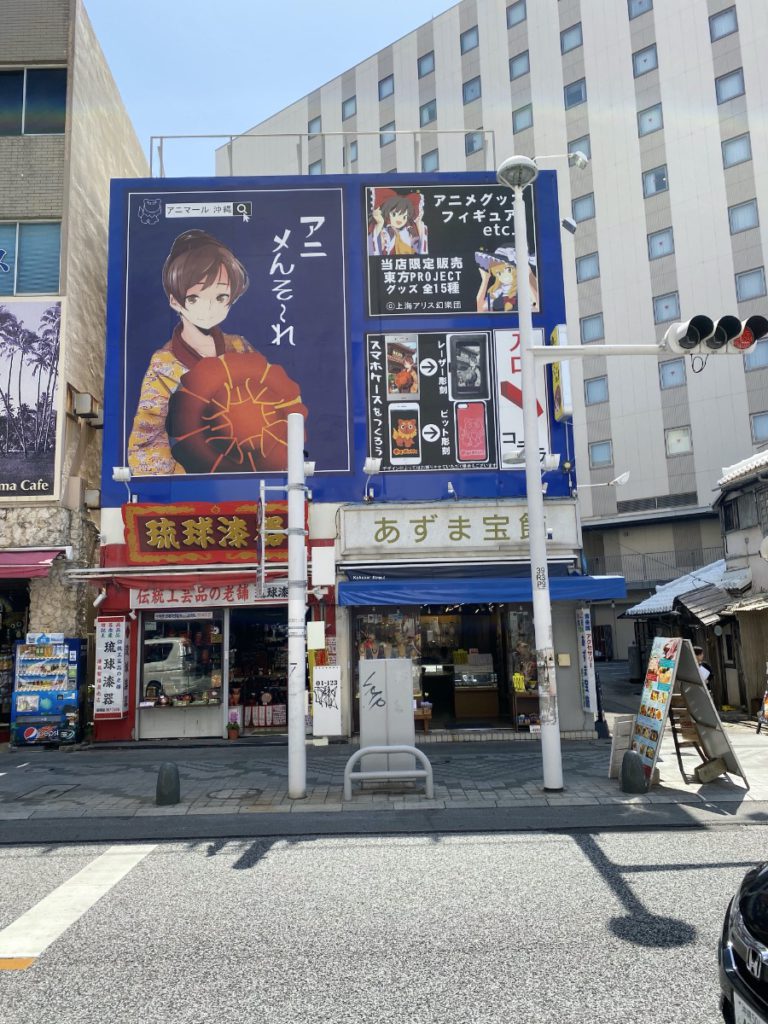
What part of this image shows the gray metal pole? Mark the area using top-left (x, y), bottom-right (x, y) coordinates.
top-left (515, 182), bottom-right (564, 792)
top-left (287, 412), bottom-right (307, 799)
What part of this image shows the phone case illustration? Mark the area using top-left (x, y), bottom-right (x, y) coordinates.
top-left (385, 335), bottom-right (420, 400)
top-left (389, 403), bottom-right (421, 464)
top-left (455, 402), bottom-right (488, 462)
top-left (448, 333), bottom-right (490, 401)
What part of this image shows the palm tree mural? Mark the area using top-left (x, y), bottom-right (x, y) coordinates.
top-left (0, 302), bottom-right (61, 485)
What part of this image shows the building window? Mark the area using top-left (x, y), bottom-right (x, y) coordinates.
top-left (572, 193), bottom-right (595, 223)
top-left (509, 51), bottom-right (530, 79)
top-left (378, 75), bottom-right (394, 101)
top-left (716, 68), bottom-right (745, 104)
top-left (710, 7), bottom-right (738, 41)
top-left (751, 412), bottom-right (768, 444)
top-left (420, 99), bottom-right (437, 126)
top-left (341, 96), bottom-right (356, 121)
top-left (729, 199), bottom-right (759, 234)
top-left (722, 133), bottom-right (751, 168)
top-left (569, 134), bottom-right (591, 160)
top-left (512, 104), bottom-right (533, 133)
top-left (465, 130), bottom-right (484, 156)
top-left (463, 76), bottom-right (482, 105)
top-left (637, 103), bottom-right (663, 136)
top-left (308, 160), bottom-right (323, 175)
top-left (348, 140), bottom-right (358, 164)
top-left (460, 26), bottom-right (479, 54)
top-left (379, 122), bottom-right (396, 147)
top-left (643, 164), bottom-right (668, 197)
top-left (0, 222), bottom-right (61, 295)
top-left (418, 51), bottom-right (435, 78)
top-left (745, 338), bottom-right (768, 371)
top-left (564, 78), bottom-right (587, 109)
top-left (421, 149), bottom-right (439, 173)
top-left (580, 313), bottom-right (604, 343)
top-left (653, 291), bottom-right (680, 323)
top-left (576, 252), bottom-right (600, 282)
top-left (736, 267), bottom-right (767, 302)
top-left (659, 358), bottom-right (686, 389)
top-left (723, 498), bottom-right (740, 532)
top-left (507, 0), bottom-right (526, 27)
top-left (307, 115), bottom-right (321, 138)
top-left (633, 44), bottom-right (658, 76)
top-left (585, 376), bottom-right (608, 405)
top-left (628, 0), bottom-right (652, 17)
top-left (560, 23), bottom-right (583, 53)
top-left (665, 426), bottom-right (692, 456)
top-left (0, 68), bottom-right (67, 136)
top-left (589, 440), bottom-right (613, 468)
top-left (648, 227), bottom-right (674, 260)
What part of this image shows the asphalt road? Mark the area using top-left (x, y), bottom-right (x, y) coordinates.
top-left (0, 825), bottom-right (763, 1023)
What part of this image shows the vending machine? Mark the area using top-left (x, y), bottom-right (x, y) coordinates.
top-left (10, 633), bottom-right (86, 746)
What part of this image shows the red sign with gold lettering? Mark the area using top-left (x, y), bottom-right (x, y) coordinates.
top-left (122, 501), bottom-right (288, 565)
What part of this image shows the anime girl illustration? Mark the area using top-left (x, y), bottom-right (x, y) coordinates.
top-left (368, 188), bottom-right (428, 256)
top-left (128, 229), bottom-right (305, 475)
top-left (475, 246), bottom-right (539, 312)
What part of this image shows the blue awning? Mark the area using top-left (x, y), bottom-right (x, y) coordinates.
top-left (337, 575), bottom-right (626, 606)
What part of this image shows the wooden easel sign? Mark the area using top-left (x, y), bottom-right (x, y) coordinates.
top-left (631, 636), bottom-right (680, 782)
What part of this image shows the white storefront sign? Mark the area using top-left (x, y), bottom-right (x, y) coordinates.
top-left (94, 616), bottom-right (129, 719)
top-left (576, 607), bottom-right (597, 715)
top-left (312, 665), bottom-right (343, 736)
top-left (129, 579), bottom-right (290, 610)
top-left (494, 329), bottom-right (551, 468)
top-left (340, 500), bottom-right (580, 560)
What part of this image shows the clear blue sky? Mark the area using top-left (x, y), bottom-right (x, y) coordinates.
top-left (84, 0), bottom-right (454, 176)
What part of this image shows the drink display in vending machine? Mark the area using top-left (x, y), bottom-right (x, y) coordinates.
top-left (10, 632), bottom-right (86, 746)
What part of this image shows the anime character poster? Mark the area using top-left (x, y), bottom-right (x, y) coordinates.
top-left (365, 184), bottom-right (538, 316)
top-left (0, 298), bottom-right (61, 499)
top-left (122, 188), bottom-right (349, 477)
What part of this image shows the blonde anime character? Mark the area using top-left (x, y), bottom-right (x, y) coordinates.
top-left (476, 246), bottom-right (539, 312)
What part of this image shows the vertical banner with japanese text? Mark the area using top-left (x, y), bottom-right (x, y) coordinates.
top-left (575, 607), bottom-right (597, 715)
top-left (94, 617), bottom-right (129, 718)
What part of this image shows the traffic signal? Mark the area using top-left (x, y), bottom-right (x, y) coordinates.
top-left (664, 315), bottom-right (768, 355)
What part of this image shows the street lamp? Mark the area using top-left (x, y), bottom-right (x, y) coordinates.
top-left (574, 470), bottom-right (631, 493)
top-left (496, 152), bottom-right (589, 791)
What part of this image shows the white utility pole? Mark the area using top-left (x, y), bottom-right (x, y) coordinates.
top-left (286, 412), bottom-right (307, 799)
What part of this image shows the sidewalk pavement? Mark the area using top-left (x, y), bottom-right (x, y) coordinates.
top-left (0, 719), bottom-right (766, 844)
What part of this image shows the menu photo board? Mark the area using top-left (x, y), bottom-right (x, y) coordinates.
top-left (631, 636), bottom-right (681, 782)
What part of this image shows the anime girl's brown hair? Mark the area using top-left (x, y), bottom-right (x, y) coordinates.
top-left (162, 230), bottom-right (249, 306)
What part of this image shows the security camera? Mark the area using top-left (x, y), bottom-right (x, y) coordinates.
top-left (93, 588), bottom-right (107, 609)
top-left (561, 217), bottom-right (577, 235)
top-left (546, 527), bottom-right (554, 541)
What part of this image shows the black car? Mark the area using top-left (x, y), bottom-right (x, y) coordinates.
top-left (719, 862), bottom-right (768, 1023)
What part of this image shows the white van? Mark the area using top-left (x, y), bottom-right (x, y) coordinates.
top-left (142, 637), bottom-right (197, 698)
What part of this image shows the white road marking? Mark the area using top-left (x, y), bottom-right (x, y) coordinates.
top-left (16, 763), bottom-right (29, 768)
top-left (0, 844), bottom-right (155, 960)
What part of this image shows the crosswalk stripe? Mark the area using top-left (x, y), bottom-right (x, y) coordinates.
top-left (0, 844), bottom-right (155, 965)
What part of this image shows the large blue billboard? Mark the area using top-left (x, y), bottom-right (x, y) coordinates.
top-left (102, 171), bottom-right (570, 507)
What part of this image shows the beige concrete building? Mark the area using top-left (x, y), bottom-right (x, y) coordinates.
top-left (213, 0), bottom-right (768, 659)
top-left (0, 0), bottom-right (147, 733)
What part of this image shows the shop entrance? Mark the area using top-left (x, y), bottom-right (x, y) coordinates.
top-left (352, 603), bottom-right (539, 732)
top-left (229, 607), bottom-right (289, 733)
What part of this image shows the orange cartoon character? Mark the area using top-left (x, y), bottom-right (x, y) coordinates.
top-left (392, 416), bottom-right (418, 449)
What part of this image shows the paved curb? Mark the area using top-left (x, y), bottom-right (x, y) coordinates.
top-left (3, 798), bottom-right (768, 846)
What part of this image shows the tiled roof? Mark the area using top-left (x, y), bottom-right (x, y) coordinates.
top-left (718, 450), bottom-right (768, 487)
top-left (625, 560), bottom-right (751, 616)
